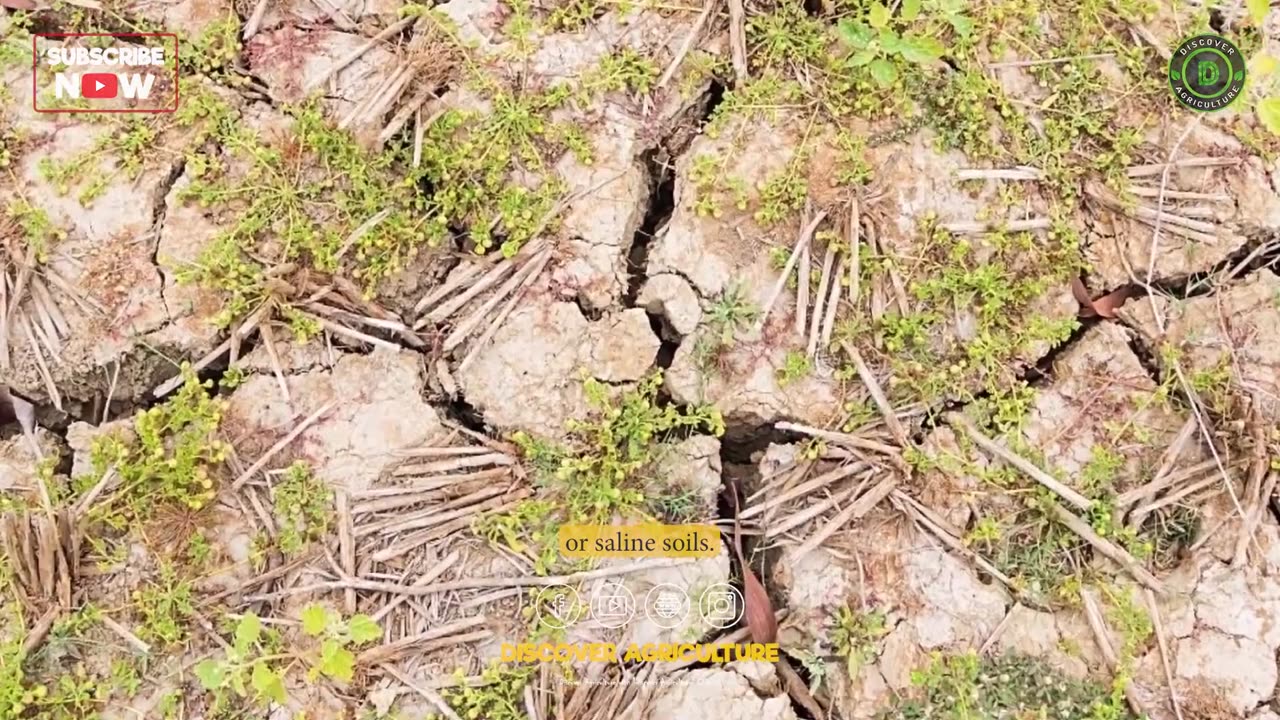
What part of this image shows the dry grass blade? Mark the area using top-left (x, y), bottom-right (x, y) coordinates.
top-left (841, 341), bottom-right (909, 447)
top-left (657, 0), bottom-right (718, 88)
top-left (758, 211), bottom-right (827, 331)
top-left (231, 400), bottom-right (337, 490)
top-left (18, 314), bottom-right (60, 411)
top-left (392, 453), bottom-right (514, 476)
top-left (808, 244), bottom-right (836, 357)
top-left (775, 421), bottom-right (904, 465)
top-left (945, 412), bottom-right (1091, 510)
top-left (1081, 587), bottom-right (1149, 717)
top-left (381, 664), bottom-right (462, 720)
top-left (795, 242), bottom-right (810, 337)
top-left (793, 474), bottom-right (896, 560)
top-left (1049, 502), bottom-right (1162, 592)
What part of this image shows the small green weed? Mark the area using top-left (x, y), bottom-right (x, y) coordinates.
top-left (483, 371), bottom-right (723, 573)
top-left (441, 663), bottom-right (534, 720)
top-left (133, 563), bottom-right (196, 647)
top-left (830, 607), bottom-right (888, 679)
top-left (272, 461), bottom-right (333, 556)
top-left (884, 651), bottom-right (1138, 720)
top-left (85, 365), bottom-right (228, 525)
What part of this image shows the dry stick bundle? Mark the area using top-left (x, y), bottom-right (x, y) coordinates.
top-left (0, 507), bottom-right (78, 609)
top-left (758, 211), bottom-right (828, 332)
top-left (443, 248), bottom-right (552, 352)
top-left (357, 615), bottom-right (490, 665)
top-left (807, 244), bottom-right (837, 358)
top-left (457, 249), bottom-right (553, 373)
top-left (775, 421), bottom-right (903, 465)
top-left (740, 462), bottom-right (865, 520)
top-left (765, 479), bottom-right (864, 538)
top-left (792, 474), bottom-right (897, 560)
top-left (893, 491), bottom-right (1017, 591)
top-left (818, 254), bottom-right (844, 354)
top-left (370, 551), bottom-right (460, 623)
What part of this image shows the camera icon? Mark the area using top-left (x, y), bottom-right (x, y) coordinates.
top-left (698, 583), bottom-right (744, 629)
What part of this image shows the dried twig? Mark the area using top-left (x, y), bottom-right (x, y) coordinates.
top-left (940, 217), bottom-right (1051, 234)
top-left (945, 413), bottom-right (1091, 510)
top-left (793, 475), bottom-right (896, 560)
top-left (245, 558), bottom-right (691, 601)
top-left (1144, 588), bottom-right (1185, 720)
top-left (657, 0), bottom-right (718, 89)
top-left (758, 212), bottom-right (827, 331)
top-left (1081, 588), bottom-right (1149, 717)
top-left (231, 400), bottom-right (337, 490)
top-left (1050, 503), bottom-right (1163, 592)
top-left (727, 0), bottom-right (748, 83)
top-left (842, 342), bottom-right (909, 447)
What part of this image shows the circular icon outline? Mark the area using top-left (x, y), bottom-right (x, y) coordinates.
top-left (1169, 34), bottom-right (1247, 112)
top-left (589, 581), bottom-right (636, 629)
top-left (644, 583), bottom-right (690, 629)
top-left (534, 584), bottom-right (585, 630)
top-left (698, 583), bottom-right (745, 629)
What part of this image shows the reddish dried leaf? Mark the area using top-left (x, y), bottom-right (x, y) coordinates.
top-left (1070, 277), bottom-right (1136, 319)
top-left (1089, 286), bottom-right (1136, 319)
top-left (0, 0), bottom-right (40, 9)
top-left (727, 478), bottom-right (778, 644)
top-left (740, 563), bottom-right (777, 643)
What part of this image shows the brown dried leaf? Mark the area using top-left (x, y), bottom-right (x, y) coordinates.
top-left (1070, 277), bottom-right (1137, 319)
top-left (740, 562), bottom-right (777, 643)
top-left (728, 478), bottom-right (777, 644)
top-left (1090, 286), bottom-right (1137, 319)
top-left (0, 0), bottom-right (40, 9)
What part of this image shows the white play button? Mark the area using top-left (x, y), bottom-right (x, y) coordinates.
top-left (94, 79), bottom-right (106, 91)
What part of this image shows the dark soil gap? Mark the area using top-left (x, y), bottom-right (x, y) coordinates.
top-left (1153, 232), bottom-right (1280, 299)
top-left (442, 393), bottom-right (489, 435)
top-left (698, 80), bottom-right (727, 126)
top-left (624, 147), bottom-right (677, 306)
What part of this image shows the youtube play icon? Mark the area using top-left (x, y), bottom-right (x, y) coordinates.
top-left (81, 73), bottom-right (118, 99)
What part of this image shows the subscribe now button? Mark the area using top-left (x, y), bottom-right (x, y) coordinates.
top-left (558, 524), bottom-right (720, 558)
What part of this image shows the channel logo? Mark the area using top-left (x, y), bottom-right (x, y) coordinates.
top-left (81, 73), bottom-right (118, 99)
top-left (33, 33), bottom-right (180, 113)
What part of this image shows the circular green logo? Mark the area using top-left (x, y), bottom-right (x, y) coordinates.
top-left (1169, 34), bottom-right (1247, 112)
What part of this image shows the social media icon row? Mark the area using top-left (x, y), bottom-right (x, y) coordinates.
top-left (535, 583), bottom-right (744, 630)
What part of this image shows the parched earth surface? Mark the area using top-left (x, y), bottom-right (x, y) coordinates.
top-left (4, 0), bottom-right (1280, 718)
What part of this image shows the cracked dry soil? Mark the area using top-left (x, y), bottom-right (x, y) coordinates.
top-left (5, 1), bottom-right (1280, 719)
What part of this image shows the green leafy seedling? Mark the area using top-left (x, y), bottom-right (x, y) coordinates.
top-left (836, 0), bottom-right (946, 87)
top-left (299, 604), bottom-right (382, 684)
top-left (195, 614), bottom-right (288, 709)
